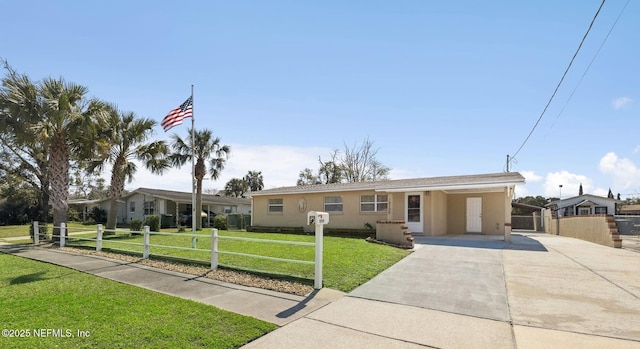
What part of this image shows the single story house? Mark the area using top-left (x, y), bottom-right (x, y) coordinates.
top-left (618, 204), bottom-right (640, 215)
top-left (546, 194), bottom-right (622, 217)
top-left (69, 187), bottom-right (251, 227)
top-left (251, 172), bottom-right (525, 240)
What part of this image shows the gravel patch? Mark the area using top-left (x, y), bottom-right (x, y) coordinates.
top-left (59, 246), bottom-right (314, 296)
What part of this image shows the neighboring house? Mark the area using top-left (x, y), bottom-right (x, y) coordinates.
top-left (251, 172), bottom-right (525, 238)
top-left (69, 187), bottom-right (251, 227)
top-left (546, 194), bottom-right (621, 217)
top-left (619, 204), bottom-right (640, 215)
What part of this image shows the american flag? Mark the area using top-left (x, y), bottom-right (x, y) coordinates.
top-left (161, 96), bottom-right (193, 131)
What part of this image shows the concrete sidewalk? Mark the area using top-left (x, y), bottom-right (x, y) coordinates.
top-left (0, 244), bottom-right (343, 326)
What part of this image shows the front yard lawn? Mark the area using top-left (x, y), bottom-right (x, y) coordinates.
top-left (66, 230), bottom-right (411, 292)
top-left (1, 224), bottom-right (411, 292)
top-left (0, 253), bottom-right (276, 349)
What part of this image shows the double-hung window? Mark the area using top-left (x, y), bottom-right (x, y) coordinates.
top-left (324, 196), bottom-right (343, 212)
top-left (360, 194), bottom-right (389, 212)
top-left (268, 198), bottom-right (283, 213)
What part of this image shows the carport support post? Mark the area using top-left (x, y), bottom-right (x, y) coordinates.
top-left (314, 223), bottom-right (323, 289)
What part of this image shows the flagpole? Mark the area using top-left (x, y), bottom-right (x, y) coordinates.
top-left (191, 84), bottom-right (197, 249)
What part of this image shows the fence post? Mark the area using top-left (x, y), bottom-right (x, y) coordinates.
top-left (143, 225), bottom-right (150, 259)
top-left (314, 223), bottom-right (323, 289)
top-left (60, 222), bottom-right (66, 247)
top-left (96, 224), bottom-right (103, 252)
top-left (211, 228), bottom-right (218, 270)
top-left (33, 221), bottom-right (39, 244)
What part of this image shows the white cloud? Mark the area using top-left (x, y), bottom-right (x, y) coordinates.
top-left (612, 97), bottom-right (633, 110)
top-left (520, 170), bottom-right (542, 182)
top-left (543, 171), bottom-right (592, 198)
top-left (599, 152), bottom-right (640, 191)
top-left (124, 144), bottom-right (333, 193)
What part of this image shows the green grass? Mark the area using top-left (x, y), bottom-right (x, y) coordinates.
top-left (66, 229), bottom-right (410, 292)
top-left (1, 223), bottom-right (411, 292)
top-left (0, 253), bottom-right (276, 349)
top-left (0, 224), bottom-right (33, 238)
top-left (0, 222), bottom-right (97, 239)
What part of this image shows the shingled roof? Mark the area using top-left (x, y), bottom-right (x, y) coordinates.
top-left (124, 188), bottom-right (250, 205)
top-left (251, 172), bottom-right (525, 196)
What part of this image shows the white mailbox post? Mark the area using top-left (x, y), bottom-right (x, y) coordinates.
top-left (308, 211), bottom-right (329, 289)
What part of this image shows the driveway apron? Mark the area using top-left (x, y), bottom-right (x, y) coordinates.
top-left (349, 235), bottom-right (511, 322)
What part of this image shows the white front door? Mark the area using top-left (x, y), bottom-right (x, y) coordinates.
top-left (405, 193), bottom-right (423, 233)
top-left (466, 197), bottom-right (482, 233)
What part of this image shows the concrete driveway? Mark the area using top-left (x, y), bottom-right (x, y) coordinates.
top-left (622, 234), bottom-right (640, 253)
top-left (246, 232), bottom-right (640, 348)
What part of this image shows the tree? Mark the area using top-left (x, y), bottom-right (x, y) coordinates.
top-left (608, 188), bottom-right (614, 199)
top-left (244, 170), bottom-right (264, 191)
top-left (225, 178), bottom-right (248, 197)
top-left (1, 62), bottom-right (108, 240)
top-left (0, 63), bottom-right (50, 225)
top-left (297, 167), bottom-right (320, 186)
top-left (36, 78), bottom-right (108, 240)
top-left (295, 137), bottom-right (391, 185)
top-left (341, 137), bottom-right (390, 182)
top-left (170, 128), bottom-right (230, 230)
top-left (579, 183), bottom-right (583, 196)
top-left (318, 150), bottom-right (342, 184)
top-left (87, 107), bottom-right (169, 230)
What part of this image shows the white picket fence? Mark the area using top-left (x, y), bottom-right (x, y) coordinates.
top-left (32, 221), bottom-right (323, 289)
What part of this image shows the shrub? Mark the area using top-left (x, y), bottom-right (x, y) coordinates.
top-left (213, 214), bottom-right (227, 230)
top-left (144, 215), bottom-right (160, 232)
top-left (130, 219), bottom-right (143, 232)
top-left (67, 208), bottom-right (81, 222)
top-left (90, 207), bottom-right (107, 224)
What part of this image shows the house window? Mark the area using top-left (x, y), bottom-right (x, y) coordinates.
top-left (130, 202), bottom-right (135, 213)
top-left (324, 196), bottom-right (343, 212)
top-left (268, 198), bottom-right (283, 213)
top-left (595, 206), bottom-right (607, 214)
top-left (578, 207), bottom-right (590, 215)
top-left (144, 201), bottom-right (155, 215)
top-left (224, 206), bottom-right (232, 214)
top-left (360, 194), bottom-right (389, 212)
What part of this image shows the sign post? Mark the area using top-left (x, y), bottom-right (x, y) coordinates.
top-left (308, 211), bottom-right (329, 289)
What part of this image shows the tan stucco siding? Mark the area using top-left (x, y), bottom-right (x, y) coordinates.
top-left (252, 191), bottom-right (389, 231)
top-left (447, 191), bottom-right (506, 235)
top-left (430, 190), bottom-right (448, 236)
top-left (390, 192), bottom-right (404, 222)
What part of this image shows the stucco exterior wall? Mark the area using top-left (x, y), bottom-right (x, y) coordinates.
top-left (447, 191), bottom-right (505, 235)
top-left (544, 212), bottom-right (618, 248)
top-left (253, 188), bottom-right (510, 235)
top-left (252, 190), bottom-right (389, 232)
top-left (429, 190), bottom-right (448, 236)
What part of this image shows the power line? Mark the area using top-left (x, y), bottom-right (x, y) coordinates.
top-left (547, 0), bottom-right (630, 133)
top-left (509, 0), bottom-right (606, 166)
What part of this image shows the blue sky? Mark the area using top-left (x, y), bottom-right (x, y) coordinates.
top-left (2, 1), bottom-right (639, 199)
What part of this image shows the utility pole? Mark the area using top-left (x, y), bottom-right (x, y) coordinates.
top-left (506, 155), bottom-right (510, 172)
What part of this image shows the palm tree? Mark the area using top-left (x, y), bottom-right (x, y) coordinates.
top-left (225, 178), bottom-right (248, 197)
top-left (88, 107), bottom-right (169, 230)
top-left (36, 78), bottom-right (108, 241)
top-left (170, 128), bottom-right (230, 230)
top-left (244, 170), bottom-right (264, 192)
top-left (1, 63), bottom-right (107, 241)
top-left (0, 63), bottom-right (50, 229)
